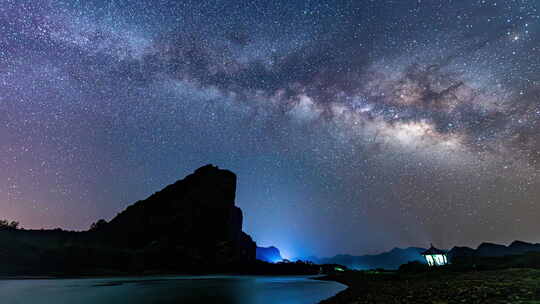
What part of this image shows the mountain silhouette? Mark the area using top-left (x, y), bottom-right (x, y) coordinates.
top-left (0, 165), bottom-right (256, 275)
top-left (256, 246), bottom-right (283, 263)
top-left (449, 240), bottom-right (540, 259)
top-left (303, 247), bottom-right (426, 270)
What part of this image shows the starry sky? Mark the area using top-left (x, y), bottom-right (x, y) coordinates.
top-left (2, 0), bottom-right (540, 259)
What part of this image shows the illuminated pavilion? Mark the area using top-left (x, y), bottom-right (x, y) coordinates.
top-left (421, 244), bottom-right (448, 266)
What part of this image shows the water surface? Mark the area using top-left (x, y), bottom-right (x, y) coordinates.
top-left (1, 275), bottom-right (346, 304)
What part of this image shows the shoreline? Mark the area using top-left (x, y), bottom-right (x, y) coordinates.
top-left (312, 274), bottom-right (352, 304)
top-left (314, 269), bottom-right (540, 303)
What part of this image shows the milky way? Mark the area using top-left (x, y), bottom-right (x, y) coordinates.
top-left (2, 0), bottom-right (540, 258)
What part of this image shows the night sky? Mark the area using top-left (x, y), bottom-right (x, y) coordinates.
top-left (2, 0), bottom-right (540, 259)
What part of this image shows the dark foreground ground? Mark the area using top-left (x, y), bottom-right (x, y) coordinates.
top-left (318, 268), bottom-right (540, 304)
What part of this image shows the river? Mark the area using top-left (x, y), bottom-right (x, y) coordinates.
top-left (0, 275), bottom-right (346, 304)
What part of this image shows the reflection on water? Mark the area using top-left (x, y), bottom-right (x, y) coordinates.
top-left (1, 275), bottom-right (346, 304)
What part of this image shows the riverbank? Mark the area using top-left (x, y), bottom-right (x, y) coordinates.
top-left (317, 268), bottom-right (540, 303)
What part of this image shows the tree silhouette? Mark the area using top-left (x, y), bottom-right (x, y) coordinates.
top-left (0, 219), bottom-right (19, 230)
top-left (89, 219), bottom-right (108, 231)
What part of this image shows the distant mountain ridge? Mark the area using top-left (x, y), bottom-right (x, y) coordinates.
top-left (256, 246), bottom-right (283, 263)
top-left (303, 247), bottom-right (427, 270)
top-left (449, 240), bottom-right (540, 259)
top-left (304, 240), bottom-right (540, 270)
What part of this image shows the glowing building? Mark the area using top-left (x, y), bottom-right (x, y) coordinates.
top-left (421, 244), bottom-right (448, 266)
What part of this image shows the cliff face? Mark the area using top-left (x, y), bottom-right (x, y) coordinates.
top-left (0, 165), bottom-right (256, 274)
top-left (95, 164), bottom-right (256, 267)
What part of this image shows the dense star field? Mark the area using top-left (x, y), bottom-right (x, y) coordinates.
top-left (1, 0), bottom-right (540, 258)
